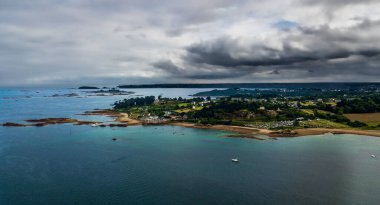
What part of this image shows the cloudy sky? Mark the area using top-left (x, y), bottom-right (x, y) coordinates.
top-left (1, 0), bottom-right (380, 86)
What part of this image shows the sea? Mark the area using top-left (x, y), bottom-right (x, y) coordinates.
top-left (0, 88), bottom-right (380, 205)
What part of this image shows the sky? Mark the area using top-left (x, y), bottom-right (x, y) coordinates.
top-left (0, 0), bottom-right (380, 87)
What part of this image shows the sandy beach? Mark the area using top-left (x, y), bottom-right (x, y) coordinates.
top-left (116, 113), bottom-right (142, 125)
top-left (293, 128), bottom-right (380, 137)
top-left (85, 110), bottom-right (380, 138)
top-left (169, 122), bottom-right (380, 138)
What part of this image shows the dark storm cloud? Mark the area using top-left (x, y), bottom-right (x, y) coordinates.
top-left (152, 19), bottom-right (380, 81)
top-left (280, 55), bottom-right (380, 81)
top-left (185, 40), bottom-right (380, 68)
top-left (152, 60), bottom-right (182, 74)
top-left (152, 59), bottom-right (253, 79)
top-left (184, 20), bottom-right (380, 68)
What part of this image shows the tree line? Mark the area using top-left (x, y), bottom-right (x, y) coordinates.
top-left (113, 96), bottom-right (155, 109)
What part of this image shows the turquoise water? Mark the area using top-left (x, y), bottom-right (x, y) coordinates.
top-left (1, 88), bottom-right (380, 204)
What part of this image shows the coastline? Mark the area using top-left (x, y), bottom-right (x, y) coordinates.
top-left (169, 122), bottom-right (380, 138)
top-left (3, 109), bottom-right (380, 138)
top-left (293, 128), bottom-right (380, 137)
top-left (100, 110), bottom-right (380, 138)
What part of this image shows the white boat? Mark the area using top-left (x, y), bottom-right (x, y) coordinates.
top-left (91, 123), bottom-right (98, 127)
top-left (232, 158), bottom-right (239, 163)
top-left (371, 154), bottom-right (376, 158)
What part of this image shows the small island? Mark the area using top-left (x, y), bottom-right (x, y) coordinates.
top-left (85, 88), bottom-right (135, 96)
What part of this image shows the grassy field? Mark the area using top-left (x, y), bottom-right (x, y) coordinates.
top-left (301, 109), bottom-right (314, 115)
top-left (300, 101), bottom-right (314, 106)
top-left (344, 113), bottom-right (380, 128)
top-left (344, 113), bottom-right (380, 122)
top-left (175, 108), bottom-right (191, 113)
top-left (175, 106), bottom-right (203, 113)
top-left (301, 109), bottom-right (332, 115)
top-left (300, 119), bottom-right (349, 129)
top-left (177, 103), bottom-right (189, 107)
top-left (326, 102), bottom-right (337, 106)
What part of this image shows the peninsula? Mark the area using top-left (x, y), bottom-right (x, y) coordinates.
top-left (3, 86), bottom-right (380, 138)
top-left (108, 87), bottom-right (380, 137)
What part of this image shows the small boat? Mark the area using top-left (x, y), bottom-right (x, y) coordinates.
top-left (371, 154), bottom-right (376, 158)
top-left (91, 123), bottom-right (98, 127)
top-left (232, 158), bottom-right (239, 163)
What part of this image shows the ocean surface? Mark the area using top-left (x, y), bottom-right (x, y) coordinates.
top-left (1, 88), bottom-right (380, 205)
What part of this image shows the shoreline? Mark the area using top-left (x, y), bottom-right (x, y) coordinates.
top-left (168, 122), bottom-right (380, 138)
top-left (3, 109), bottom-right (380, 138)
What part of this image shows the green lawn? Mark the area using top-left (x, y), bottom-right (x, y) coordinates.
top-left (300, 101), bottom-right (314, 106)
top-left (175, 106), bottom-right (203, 113)
top-left (301, 109), bottom-right (333, 115)
top-left (177, 103), bottom-right (189, 107)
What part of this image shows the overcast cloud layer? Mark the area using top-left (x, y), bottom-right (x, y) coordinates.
top-left (0, 0), bottom-right (380, 86)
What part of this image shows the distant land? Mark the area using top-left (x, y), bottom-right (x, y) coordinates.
top-left (118, 83), bottom-right (380, 89)
top-left (193, 88), bottom-right (255, 97)
top-left (192, 87), bottom-right (379, 97)
top-left (78, 86), bottom-right (99, 89)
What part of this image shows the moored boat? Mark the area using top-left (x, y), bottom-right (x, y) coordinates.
top-left (232, 158), bottom-right (239, 163)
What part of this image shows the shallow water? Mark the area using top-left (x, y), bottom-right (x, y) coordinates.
top-left (1, 88), bottom-right (380, 204)
top-left (0, 88), bottom-right (211, 124)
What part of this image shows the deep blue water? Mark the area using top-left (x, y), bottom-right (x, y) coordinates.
top-left (1, 88), bottom-right (380, 204)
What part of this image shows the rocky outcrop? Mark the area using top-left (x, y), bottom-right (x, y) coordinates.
top-left (2, 122), bottom-right (26, 127)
